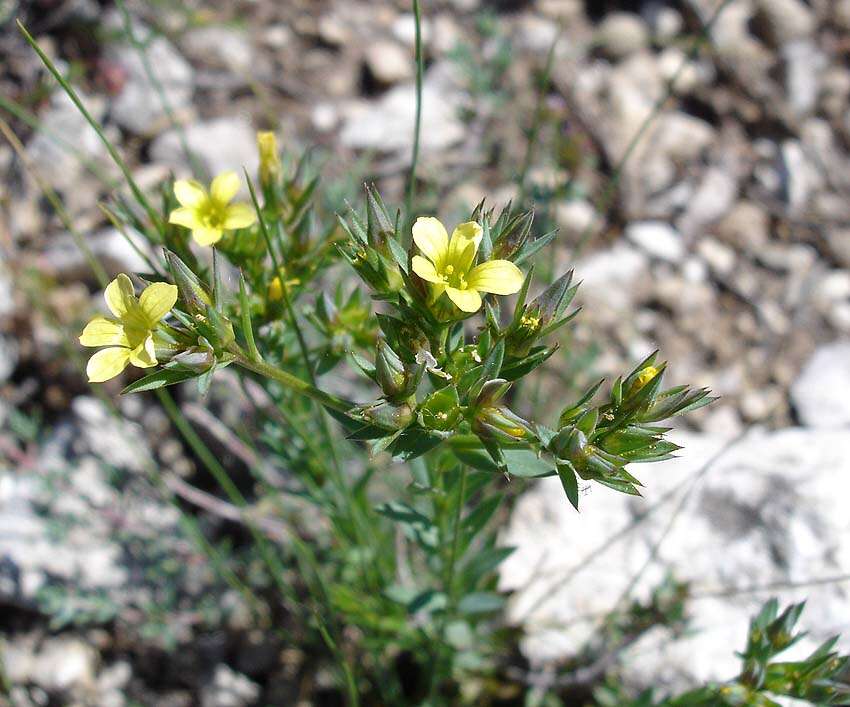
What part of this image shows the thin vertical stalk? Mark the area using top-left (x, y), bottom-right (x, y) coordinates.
top-left (244, 176), bottom-right (381, 591)
top-left (115, 0), bottom-right (204, 176)
top-left (0, 93), bottom-right (119, 189)
top-left (18, 271), bottom-right (259, 614)
top-left (17, 21), bottom-right (163, 236)
top-left (571, 0), bottom-right (737, 259)
top-left (428, 464), bottom-right (469, 703)
top-left (0, 118), bottom-right (109, 288)
top-left (517, 29), bottom-right (561, 203)
top-left (405, 0), bottom-right (424, 222)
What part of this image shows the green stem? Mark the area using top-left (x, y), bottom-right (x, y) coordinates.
top-left (115, 0), bottom-right (204, 177)
top-left (428, 464), bottom-right (468, 703)
top-left (247, 172), bottom-right (382, 588)
top-left (17, 21), bottom-right (163, 236)
top-left (571, 0), bottom-right (736, 259)
top-left (232, 351), bottom-right (354, 415)
top-left (0, 93), bottom-right (119, 190)
top-left (517, 28), bottom-right (560, 203)
top-left (405, 0), bottom-right (424, 223)
top-left (156, 389), bottom-right (301, 612)
top-left (0, 118), bottom-right (109, 288)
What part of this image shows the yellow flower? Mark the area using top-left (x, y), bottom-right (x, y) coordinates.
top-left (79, 274), bottom-right (178, 383)
top-left (635, 365), bottom-right (659, 388)
top-left (168, 171), bottom-right (257, 246)
top-left (410, 217), bottom-right (523, 313)
top-left (257, 131), bottom-right (282, 186)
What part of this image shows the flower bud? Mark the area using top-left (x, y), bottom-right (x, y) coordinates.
top-left (549, 426), bottom-right (588, 461)
top-left (360, 400), bottom-right (415, 430)
top-left (257, 131), bottom-right (282, 188)
top-left (375, 340), bottom-right (423, 402)
top-left (172, 346), bottom-right (215, 373)
top-left (474, 378), bottom-right (512, 408)
top-left (165, 250), bottom-right (213, 314)
top-left (473, 405), bottom-right (535, 444)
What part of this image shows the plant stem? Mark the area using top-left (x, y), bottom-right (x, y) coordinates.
top-left (571, 0), bottom-right (736, 259)
top-left (17, 21), bottom-right (163, 236)
top-left (0, 93), bottom-right (119, 189)
top-left (428, 464), bottom-right (468, 703)
top-left (232, 351), bottom-right (354, 415)
top-left (405, 0), bottom-right (424, 223)
top-left (0, 117), bottom-right (109, 288)
top-left (115, 0), bottom-right (204, 177)
top-left (517, 28), bottom-right (560, 204)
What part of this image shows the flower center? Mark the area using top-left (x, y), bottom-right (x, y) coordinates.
top-left (439, 264), bottom-right (468, 289)
top-left (199, 200), bottom-right (227, 229)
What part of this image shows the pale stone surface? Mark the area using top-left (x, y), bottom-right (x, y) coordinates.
top-left (790, 340), bottom-right (850, 427)
top-left (107, 34), bottom-right (194, 135)
top-left (151, 116), bottom-right (258, 180)
top-left (626, 221), bottom-right (685, 263)
top-left (499, 428), bottom-right (850, 689)
top-left (340, 63), bottom-right (464, 157)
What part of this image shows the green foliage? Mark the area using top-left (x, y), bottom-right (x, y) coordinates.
top-left (21, 18), bottom-right (847, 706)
top-left (596, 599), bottom-right (850, 707)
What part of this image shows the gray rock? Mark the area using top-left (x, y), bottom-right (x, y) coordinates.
top-left (514, 14), bottom-right (561, 54)
top-left (27, 90), bottom-right (110, 193)
top-left (107, 33), bottom-right (194, 135)
top-left (574, 244), bottom-right (650, 316)
top-left (791, 341), bottom-right (850, 427)
top-left (0, 335), bottom-right (18, 384)
top-left (392, 13), bottom-right (432, 48)
top-left (499, 428), bottom-right (850, 684)
top-left (715, 201), bottom-right (769, 254)
top-left (782, 41), bottom-right (827, 117)
top-left (597, 12), bottom-right (650, 60)
top-left (826, 228), bottom-right (850, 270)
top-left (41, 228), bottom-right (152, 284)
top-left (779, 140), bottom-right (822, 216)
top-left (3, 635), bottom-right (98, 693)
top-left (340, 63), bottom-right (464, 157)
top-left (626, 221), bottom-right (685, 263)
top-left (697, 237), bottom-right (736, 277)
top-left (752, 0), bottom-right (816, 47)
top-left (181, 26), bottom-right (255, 76)
top-left (201, 665), bottom-right (260, 707)
top-left (151, 116), bottom-right (258, 180)
top-left (0, 261), bottom-right (12, 320)
top-left (365, 40), bottom-right (414, 85)
top-left (652, 7), bottom-right (684, 43)
top-left (677, 167), bottom-right (738, 237)
top-left (834, 0), bottom-right (850, 31)
top-left (812, 271), bottom-right (850, 314)
top-left (555, 199), bottom-right (600, 240)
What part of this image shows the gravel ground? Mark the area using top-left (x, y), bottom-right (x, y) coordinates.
top-left (2, 0), bottom-right (850, 703)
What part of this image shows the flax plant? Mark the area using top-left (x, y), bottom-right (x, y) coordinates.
top-left (17, 14), bottom-right (850, 707)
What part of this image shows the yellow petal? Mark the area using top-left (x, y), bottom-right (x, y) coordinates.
top-left (139, 282), bottom-right (178, 324)
top-left (80, 316), bottom-right (128, 348)
top-left (445, 286), bottom-right (482, 313)
top-left (169, 206), bottom-right (201, 230)
top-left (467, 259), bottom-right (524, 295)
top-left (429, 283), bottom-right (447, 303)
top-left (411, 255), bottom-right (444, 284)
top-left (128, 336), bottom-right (157, 368)
top-left (104, 274), bottom-right (136, 317)
top-left (447, 221), bottom-right (482, 271)
top-left (412, 217), bottom-right (449, 268)
top-left (210, 171), bottom-right (240, 204)
top-left (86, 347), bottom-right (131, 383)
top-left (174, 179), bottom-right (207, 208)
top-left (223, 203), bottom-right (257, 230)
top-left (192, 227), bottom-right (224, 246)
